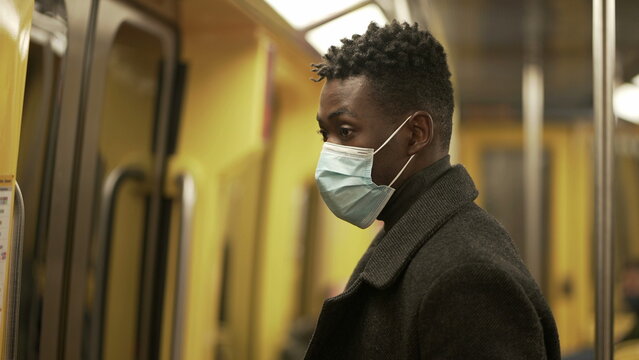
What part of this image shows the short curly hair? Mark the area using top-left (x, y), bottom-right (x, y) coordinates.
top-left (312, 20), bottom-right (454, 150)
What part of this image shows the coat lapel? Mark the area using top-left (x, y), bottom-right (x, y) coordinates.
top-left (344, 230), bottom-right (385, 290)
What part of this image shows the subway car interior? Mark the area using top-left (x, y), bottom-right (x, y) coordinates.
top-left (1, 0), bottom-right (639, 359)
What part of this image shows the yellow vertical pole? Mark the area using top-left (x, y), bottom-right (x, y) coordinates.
top-left (0, 0), bottom-right (34, 357)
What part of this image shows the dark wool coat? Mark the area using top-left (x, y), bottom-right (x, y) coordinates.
top-left (304, 165), bottom-right (561, 359)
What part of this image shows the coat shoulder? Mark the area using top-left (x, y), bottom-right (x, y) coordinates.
top-left (404, 202), bottom-right (532, 293)
top-left (401, 202), bottom-right (560, 358)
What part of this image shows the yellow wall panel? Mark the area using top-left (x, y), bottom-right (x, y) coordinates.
top-left (255, 46), bottom-right (321, 360)
top-left (0, 0), bottom-right (33, 176)
top-left (167, 16), bottom-right (269, 359)
top-left (0, 0), bottom-right (33, 353)
top-left (255, 35), bottom-right (378, 360)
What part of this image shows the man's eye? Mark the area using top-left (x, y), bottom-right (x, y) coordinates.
top-left (339, 127), bottom-right (352, 138)
top-left (317, 129), bottom-right (328, 141)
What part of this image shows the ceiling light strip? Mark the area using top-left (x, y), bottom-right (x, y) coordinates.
top-left (300, 0), bottom-right (374, 33)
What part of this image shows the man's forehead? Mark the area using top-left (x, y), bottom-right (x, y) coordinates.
top-left (316, 107), bottom-right (358, 122)
top-left (318, 77), bottom-right (371, 115)
top-left (321, 76), bottom-right (368, 94)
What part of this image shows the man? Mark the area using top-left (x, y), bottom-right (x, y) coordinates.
top-left (621, 261), bottom-right (639, 342)
top-left (307, 21), bottom-right (560, 359)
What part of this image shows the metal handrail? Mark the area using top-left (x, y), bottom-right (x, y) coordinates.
top-left (593, 0), bottom-right (616, 359)
top-left (171, 173), bottom-right (196, 360)
top-left (5, 182), bottom-right (25, 360)
top-left (522, 0), bottom-right (544, 287)
top-left (89, 166), bottom-right (146, 360)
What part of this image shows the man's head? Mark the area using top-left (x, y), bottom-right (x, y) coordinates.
top-left (623, 261), bottom-right (639, 313)
top-left (313, 21), bottom-right (454, 187)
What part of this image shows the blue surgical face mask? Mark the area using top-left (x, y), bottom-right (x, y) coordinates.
top-left (315, 115), bottom-right (415, 228)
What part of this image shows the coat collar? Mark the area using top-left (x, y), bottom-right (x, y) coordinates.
top-left (359, 165), bottom-right (479, 289)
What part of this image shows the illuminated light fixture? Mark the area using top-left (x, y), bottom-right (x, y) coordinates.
top-left (305, 4), bottom-right (388, 54)
top-left (264, 0), bottom-right (366, 29)
top-left (613, 82), bottom-right (639, 124)
top-left (0, 0), bottom-right (19, 38)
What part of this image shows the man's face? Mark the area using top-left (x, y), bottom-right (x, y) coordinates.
top-left (316, 76), bottom-right (410, 186)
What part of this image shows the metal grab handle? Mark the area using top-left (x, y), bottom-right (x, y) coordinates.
top-left (171, 173), bottom-right (196, 360)
top-left (89, 166), bottom-right (146, 360)
top-left (5, 182), bottom-right (25, 360)
top-left (593, 0), bottom-right (616, 359)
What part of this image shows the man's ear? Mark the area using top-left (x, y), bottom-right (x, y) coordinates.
top-left (407, 111), bottom-right (434, 155)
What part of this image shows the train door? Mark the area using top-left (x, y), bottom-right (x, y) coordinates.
top-left (15, 5), bottom-right (67, 359)
top-left (62, 1), bottom-right (176, 359)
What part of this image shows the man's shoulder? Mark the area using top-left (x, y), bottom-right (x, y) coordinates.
top-left (402, 202), bottom-right (530, 291)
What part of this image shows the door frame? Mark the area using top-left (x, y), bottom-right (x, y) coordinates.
top-left (63, 1), bottom-right (176, 359)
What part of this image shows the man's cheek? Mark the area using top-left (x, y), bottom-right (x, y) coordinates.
top-left (371, 159), bottom-right (389, 186)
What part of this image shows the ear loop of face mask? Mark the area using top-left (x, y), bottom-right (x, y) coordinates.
top-left (372, 115), bottom-right (416, 188)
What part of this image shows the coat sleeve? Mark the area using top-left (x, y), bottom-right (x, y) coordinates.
top-left (417, 263), bottom-right (547, 359)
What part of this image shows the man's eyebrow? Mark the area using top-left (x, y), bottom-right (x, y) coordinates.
top-left (317, 108), bottom-right (358, 122)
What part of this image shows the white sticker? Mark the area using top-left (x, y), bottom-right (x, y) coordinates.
top-left (0, 176), bottom-right (15, 318)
